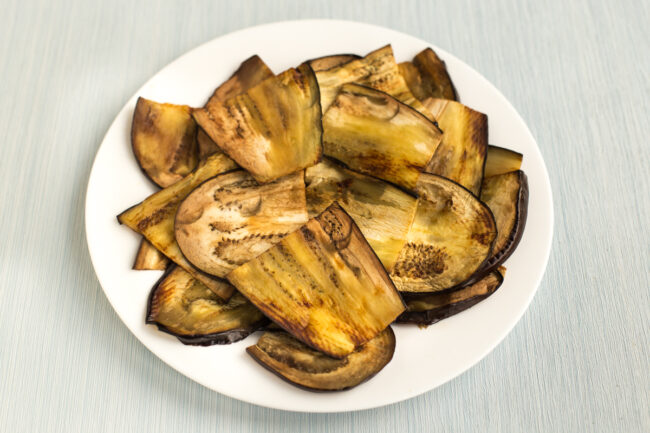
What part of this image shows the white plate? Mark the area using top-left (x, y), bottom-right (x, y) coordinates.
top-left (85, 20), bottom-right (553, 413)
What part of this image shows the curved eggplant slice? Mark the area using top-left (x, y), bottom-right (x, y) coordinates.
top-left (397, 270), bottom-right (504, 325)
top-left (479, 170), bottom-right (528, 272)
top-left (484, 145), bottom-right (523, 178)
top-left (247, 327), bottom-right (395, 391)
top-left (131, 97), bottom-right (199, 188)
top-left (305, 158), bottom-right (417, 271)
top-left (308, 54), bottom-right (360, 72)
top-left (423, 99), bottom-right (488, 195)
top-left (133, 239), bottom-right (169, 270)
top-left (399, 48), bottom-right (457, 101)
top-left (194, 63), bottom-right (323, 183)
top-left (315, 45), bottom-right (433, 119)
top-left (322, 83), bottom-right (442, 190)
top-left (147, 266), bottom-right (267, 345)
top-left (175, 171), bottom-right (308, 277)
top-left (390, 174), bottom-right (497, 294)
top-left (227, 202), bottom-right (405, 358)
top-left (118, 153), bottom-right (239, 300)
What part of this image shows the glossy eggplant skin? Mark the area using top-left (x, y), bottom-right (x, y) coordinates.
top-left (308, 54), bottom-right (361, 72)
top-left (146, 266), bottom-right (267, 346)
top-left (247, 327), bottom-right (396, 392)
top-left (484, 145), bottom-right (523, 178)
top-left (397, 270), bottom-right (504, 325)
top-left (133, 239), bottom-right (169, 270)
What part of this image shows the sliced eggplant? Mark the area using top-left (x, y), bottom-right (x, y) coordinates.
top-left (484, 145), bottom-right (523, 177)
top-left (147, 265), bottom-right (267, 345)
top-left (390, 174), bottom-right (497, 293)
top-left (399, 47), bottom-right (457, 101)
top-left (305, 158), bottom-right (417, 271)
top-left (315, 45), bottom-right (433, 119)
top-left (133, 239), bottom-right (169, 270)
top-left (227, 202), bottom-right (405, 358)
top-left (423, 99), bottom-right (488, 195)
top-left (247, 327), bottom-right (395, 391)
top-left (322, 83), bottom-right (442, 190)
top-left (479, 170), bottom-right (528, 272)
top-left (194, 63), bottom-right (322, 183)
top-left (198, 55), bottom-right (274, 160)
top-left (397, 270), bottom-right (504, 325)
top-left (308, 54), bottom-right (360, 72)
top-left (118, 153), bottom-right (239, 300)
top-left (131, 97), bottom-right (199, 188)
top-left (175, 171), bottom-right (308, 277)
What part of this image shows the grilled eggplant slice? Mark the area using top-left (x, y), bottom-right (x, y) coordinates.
top-left (131, 97), bottom-right (199, 188)
top-left (315, 45), bottom-right (432, 119)
top-left (247, 327), bottom-right (395, 391)
top-left (227, 202), bottom-right (405, 358)
top-left (197, 55), bottom-right (275, 160)
top-left (322, 83), bottom-right (442, 190)
top-left (305, 159), bottom-right (417, 271)
top-left (175, 171), bottom-right (308, 277)
top-left (479, 171), bottom-right (528, 272)
top-left (423, 99), bottom-right (488, 195)
top-left (397, 270), bottom-right (504, 325)
top-left (194, 64), bottom-right (322, 183)
top-left (118, 153), bottom-right (238, 300)
top-left (399, 48), bottom-right (457, 101)
top-left (484, 145), bottom-right (523, 177)
top-left (309, 54), bottom-right (360, 72)
top-left (147, 266), bottom-right (267, 345)
top-left (390, 174), bottom-right (497, 293)
top-left (133, 239), bottom-right (169, 270)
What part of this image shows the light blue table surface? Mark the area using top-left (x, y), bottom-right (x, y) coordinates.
top-left (1, 0), bottom-right (648, 431)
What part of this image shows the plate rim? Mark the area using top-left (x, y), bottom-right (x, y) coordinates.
top-left (85, 18), bottom-right (554, 413)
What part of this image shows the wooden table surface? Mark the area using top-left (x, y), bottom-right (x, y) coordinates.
top-left (0, 0), bottom-right (648, 431)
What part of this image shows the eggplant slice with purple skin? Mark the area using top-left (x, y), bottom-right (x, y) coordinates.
top-left (118, 153), bottom-right (239, 300)
top-left (423, 98), bottom-right (488, 196)
top-left (175, 171), bottom-right (308, 277)
top-left (397, 269), bottom-right (504, 325)
top-left (247, 327), bottom-right (396, 392)
top-left (133, 239), bottom-right (169, 270)
top-left (194, 63), bottom-right (323, 184)
top-left (322, 83), bottom-right (442, 191)
top-left (390, 174), bottom-right (497, 294)
top-left (399, 47), bottom-right (458, 101)
top-left (478, 170), bottom-right (528, 273)
top-left (147, 266), bottom-right (267, 345)
top-left (227, 202), bottom-right (405, 359)
top-left (308, 54), bottom-right (361, 72)
top-left (484, 145), bottom-right (523, 178)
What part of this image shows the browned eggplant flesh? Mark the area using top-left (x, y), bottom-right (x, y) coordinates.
top-left (133, 238), bottom-right (169, 270)
top-left (308, 54), bottom-right (361, 72)
top-left (399, 47), bottom-right (457, 101)
top-left (247, 327), bottom-right (395, 391)
top-left (484, 145), bottom-right (523, 177)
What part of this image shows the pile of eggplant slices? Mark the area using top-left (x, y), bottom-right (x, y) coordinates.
top-left (118, 45), bottom-right (528, 392)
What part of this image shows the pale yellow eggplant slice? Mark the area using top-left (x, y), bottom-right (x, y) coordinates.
top-left (484, 145), bottom-right (523, 177)
top-left (193, 64), bottom-right (322, 183)
top-left (309, 54), bottom-right (360, 72)
top-left (399, 47), bottom-right (457, 101)
top-left (423, 98), bottom-right (488, 195)
top-left (133, 239), bottom-right (169, 270)
top-left (398, 270), bottom-right (504, 325)
top-left (175, 171), bottom-right (308, 277)
top-left (305, 158), bottom-right (417, 271)
top-left (118, 153), bottom-right (238, 300)
top-left (227, 202), bottom-right (405, 358)
top-left (322, 83), bottom-right (442, 190)
top-left (147, 266), bottom-right (266, 345)
top-left (131, 97), bottom-right (199, 188)
top-left (315, 45), bottom-right (433, 119)
top-left (390, 174), bottom-right (497, 293)
top-left (247, 327), bottom-right (395, 391)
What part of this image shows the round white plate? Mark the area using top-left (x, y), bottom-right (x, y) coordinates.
top-left (85, 19), bottom-right (553, 413)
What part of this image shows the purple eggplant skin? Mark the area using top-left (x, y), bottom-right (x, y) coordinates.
top-left (145, 266), bottom-right (268, 346)
top-left (397, 270), bottom-right (504, 326)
